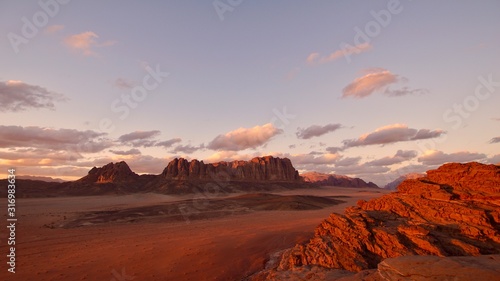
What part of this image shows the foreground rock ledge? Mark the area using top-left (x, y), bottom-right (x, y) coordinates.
top-left (252, 254), bottom-right (500, 281)
top-left (277, 162), bottom-right (500, 273)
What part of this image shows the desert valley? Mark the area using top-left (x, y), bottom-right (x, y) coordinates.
top-left (2, 1), bottom-right (500, 280)
top-left (1, 157), bottom-right (499, 280)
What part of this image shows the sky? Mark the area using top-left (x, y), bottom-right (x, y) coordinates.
top-left (1, 0), bottom-right (499, 186)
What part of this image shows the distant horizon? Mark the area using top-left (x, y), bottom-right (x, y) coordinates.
top-left (1, 1), bottom-right (499, 187)
top-left (7, 156), bottom-right (498, 187)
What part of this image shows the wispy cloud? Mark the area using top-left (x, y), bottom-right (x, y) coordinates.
top-left (156, 138), bottom-right (182, 148)
top-left (170, 144), bottom-right (205, 154)
top-left (109, 148), bottom-right (141, 155)
top-left (0, 148), bottom-right (82, 166)
top-left (44, 24), bottom-right (64, 34)
top-left (268, 151), bottom-right (340, 166)
top-left (417, 150), bottom-right (486, 166)
top-left (490, 137), bottom-right (500, 144)
top-left (487, 154), bottom-right (500, 164)
top-left (333, 156), bottom-right (361, 167)
top-left (288, 152), bottom-right (340, 165)
top-left (203, 151), bottom-right (257, 163)
top-left (114, 78), bottom-right (135, 90)
top-left (64, 31), bottom-right (116, 56)
top-left (365, 150), bottom-right (418, 166)
top-left (284, 67), bottom-right (300, 81)
top-left (306, 43), bottom-right (372, 65)
top-left (117, 131), bottom-right (182, 149)
top-left (118, 130), bottom-right (160, 147)
top-left (0, 80), bottom-right (66, 112)
top-left (296, 123), bottom-right (342, 139)
top-left (207, 123), bottom-right (283, 151)
top-left (340, 124), bottom-right (445, 150)
top-left (342, 68), bottom-right (427, 99)
top-left (332, 163), bottom-right (390, 176)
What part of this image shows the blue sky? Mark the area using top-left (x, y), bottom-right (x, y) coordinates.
top-left (1, 0), bottom-right (499, 185)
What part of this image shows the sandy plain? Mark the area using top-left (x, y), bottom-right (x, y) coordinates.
top-left (0, 187), bottom-right (388, 281)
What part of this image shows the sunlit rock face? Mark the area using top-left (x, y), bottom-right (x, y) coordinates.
top-left (279, 162), bottom-right (500, 272)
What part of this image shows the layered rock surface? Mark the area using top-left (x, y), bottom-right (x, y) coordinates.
top-left (302, 172), bottom-right (378, 188)
top-left (252, 255), bottom-right (500, 281)
top-left (162, 156), bottom-right (300, 182)
top-left (277, 162), bottom-right (500, 272)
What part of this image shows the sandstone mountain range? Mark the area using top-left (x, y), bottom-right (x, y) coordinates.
top-left (2, 156), bottom-right (376, 197)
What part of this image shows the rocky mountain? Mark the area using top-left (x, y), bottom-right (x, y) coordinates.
top-left (77, 161), bottom-right (140, 184)
top-left (262, 162), bottom-right (500, 276)
top-left (301, 172), bottom-right (378, 188)
top-left (162, 156), bottom-right (300, 182)
top-left (2, 156), bottom-right (305, 197)
top-left (383, 172), bottom-right (425, 190)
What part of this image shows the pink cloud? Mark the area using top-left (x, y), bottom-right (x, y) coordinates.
top-left (207, 123), bottom-right (283, 151)
top-left (64, 31), bottom-right (116, 56)
top-left (342, 69), bottom-right (398, 98)
top-left (44, 24), bottom-right (64, 34)
top-left (417, 150), bottom-right (486, 166)
top-left (342, 124), bottom-right (445, 148)
top-left (342, 68), bottom-right (428, 99)
top-left (306, 43), bottom-right (372, 65)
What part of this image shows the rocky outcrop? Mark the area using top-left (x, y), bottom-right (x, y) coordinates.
top-left (77, 161), bottom-right (140, 183)
top-left (161, 156), bottom-right (300, 182)
top-left (276, 162), bottom-right (500, 272)
top-left (383, 173), bottom-right (424, 190)
top-left (302, 172), bottom-right (378, 188)
top-left (371, 254), bottom-right (500, 281)
top-left (251, 255), bottom-right (500, 281)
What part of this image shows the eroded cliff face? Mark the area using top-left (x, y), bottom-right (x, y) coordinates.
top-left (278, 162), bottom-right (500, 272)
top-left (161, 156), bottom-right (301, 182)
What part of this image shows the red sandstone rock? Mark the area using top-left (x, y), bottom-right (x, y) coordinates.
top-left (162, 156), bottom-right (300, 182)
top-left (277, 162), bottom-right (500, 272)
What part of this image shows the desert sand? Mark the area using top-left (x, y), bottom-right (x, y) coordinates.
top-left (0, 187), bottom-right (386, 281)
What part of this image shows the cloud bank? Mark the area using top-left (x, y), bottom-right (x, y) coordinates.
top-left (0, 80), bottom-right (66, 112)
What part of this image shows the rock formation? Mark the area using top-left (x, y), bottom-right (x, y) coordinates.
top-left (276, 162), bottom-right (500, 272)
top-left (253, 254), bottom-right (500, 280)
top-left (162, 156), bottom-right (300, 182)
top-left (370, 254), bottom-right (500, 281)
top-left (77, 161), bottom-right (140, 183)
top-left (301, 172), bottom-right (378, 188)
top-left (3, 156), bottom-right (305, 197)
